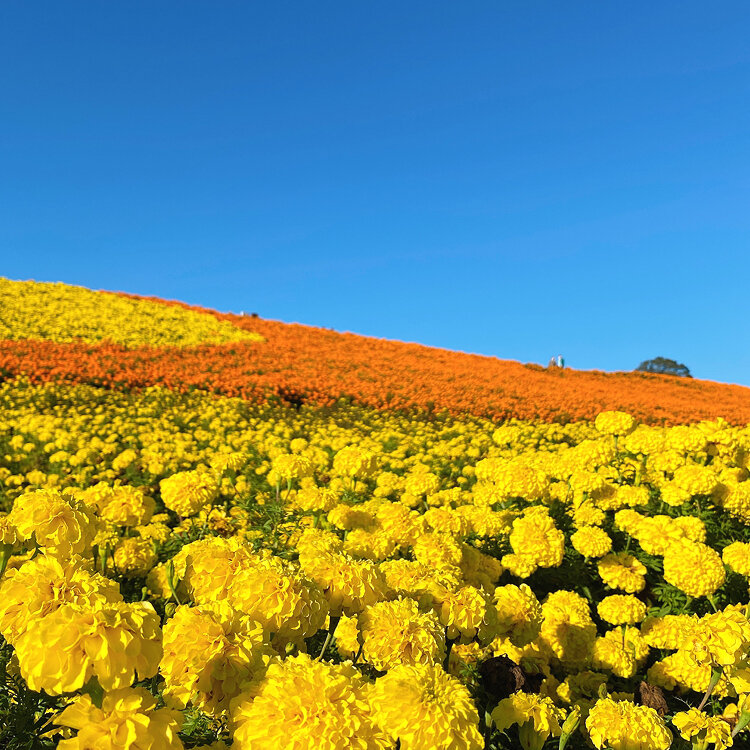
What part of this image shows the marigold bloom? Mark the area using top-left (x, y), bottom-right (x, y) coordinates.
top-left (509, 510), bottom-right (564, 569)
top-left (723, 541), bottom-right (750, 576)
top-left (672, 708), bottom-right (732, 750)
top-left (369, 662), bottom-right (483, 750)
top-left (663, 539), bottom-right (725, 598)
top-left (597, 552), bottom-right (647, 593)
top-left (597, 595), bottom-right (647, 626)
top-left (113, 537), bottom-right (157, 577)
top-left (595, 411), bottom-right (636, 436)
top-left (160, 470), bottom-right (218, 517)
top-left (226, 555), bottom-right (328, 644)
top-left (8, 488), bottom-right (97, 557)
top-left (358, 597), bottom-right (445, 670)
top-left (493, 583), bottom-right (543, 647)
top-left (332, 446), bottom-right (379, 479)
top-left (571, 526), bottom-right (613, 558)
top-left (592, 627), bottom-right (650, 679)
top-left (55, 687), bottom-right (183, 750)
top-left (160, 603), bottom-right (270, 715)
top-left (0, 553), bottom-right (122, 644)
top-left (586, 698), bottom-right (672, 750)
top-left (298, 548), bottom-right (388, 616)
top-left (99, 485), bottom-right (155, 527)
top-left (491, 692), bottom-right (565, 750)
top-left (15, 600), bottom-right (161, 694)
top-left (231, 653), bottom-right (387, 750)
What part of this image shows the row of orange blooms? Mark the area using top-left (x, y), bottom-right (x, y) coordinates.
top-left (1, 292), bottom-right (750, 424)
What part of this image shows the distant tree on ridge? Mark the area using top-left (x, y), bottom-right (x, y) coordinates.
top-left (635, 357), bottom-right (692, 378)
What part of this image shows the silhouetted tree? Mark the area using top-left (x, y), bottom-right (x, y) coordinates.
top-left (635, 357), bottom-right (692, 378)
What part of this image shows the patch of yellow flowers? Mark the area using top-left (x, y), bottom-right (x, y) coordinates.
top-left (3, 386), bottom-right (750, 748)
top-left (0, 278), bottom-right (262, 347)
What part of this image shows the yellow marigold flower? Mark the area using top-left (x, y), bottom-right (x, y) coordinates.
top-left (647, 651), bottom-right (731, 696)
top-left (173, 536), bottom-right (254, 603)
top-left (672, 515), bottom-right (707, 542)
top-left (493, 583), bottom-right (543, 647)
top-left (423, 506), bottom-right (471, 536)
top-left (55, 687), bottom-right (184, 750)
top-left (74, 483), bottom-right (148, 525)
top-left (597, 595), bottom-right (647, 626)
top-left (369, 662), bottom-right (483, 750)
top-left (111, 448), bottom-right (138, 472)
top-left (595, 411), bottom-right (636, 436)
top-left (572, 502), bottom-right (606, 527)
top-left (586, 698), bottom-right (672, 750)
top-left (160, 603), bottom-right (270, 715)
top-left (413, 531), bottom-right (463, 568)
top-left (457, 505), bottom-right (515, 537)
top-left (136, 521), bottom-right (172, 544)
top-left (146, 562), bottom-right (174, 600)
top-left (99, 485), bottom-right (155, 527)
top-left (673, 463), bottom-right (719, 496)
top-left (231, 653), bottom-right (387, 750)
top-left (296, 527), bottom-right (344, 556)
top-left (640, 614), bottom-right (698, 649)
top-left (0, 553), bottom-right (122, 643)
top-left (160, 470), bottom-right (218, 517)
top-left (663, 539), bottom-right (725, 598)
top-left (723, 541), bottom-right (750, 576)
top-left (592, 627), bottom-right (650, 679)
top-left (379, 559), bottom-right (462, 603)
top-left (689, 607), bottom-right (750, 667)
top-left (509, 510), bottom-right (564, 569)
top-left (294, 485), bottom-right (339, 512)
top-left (0, 512), bottom-right (19, 547)
top-left (672, 708), bottom-right (732, 750)
top-left (226, 555), bottom-right (328, 644)
top-left (332, 446), bottom-right (379, 480)
top-left (501, 553), bottom-right (538, 578)
top-left (358, 597), bottom-right (445, 670)
top-left (434, 584), bottom-right (499, 644)
top-left (113, 537), bottom-right (157, 577)
top-left (344, 528), bottom-right (397, 562)
top-left (270, 453), bottom-right (314, 482)
top-left (15, 600), bottom-right (161, 694)
top-left (659, 481), bottom-right (691, 507)
top-left (540, 591), bottom-right (596, 669)
top-left (459, 544), bottom-right (503, 589)
top-left (597, 552), bottom-right (647, 593)
top-left (299, 548), bottom-right (388, 616)
top-left (334, 613), bottom-right (361, 659)
top-left (571, 526), bottom-right (612, 558)
top-left (491, 692), bottom-right (565, 750)
top-left (8, 488), bottom-right (97, 557)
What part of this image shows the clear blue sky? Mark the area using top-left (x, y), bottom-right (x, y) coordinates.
top-left (2, 2), bottom-right (749, 384)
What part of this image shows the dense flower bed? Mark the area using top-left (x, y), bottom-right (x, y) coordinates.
top-left (0, 279), bottom-right (263, 348)
top-left (1, 283), bottom-right (750, 424)
top-left (2, 379), bottom-right (750, 748)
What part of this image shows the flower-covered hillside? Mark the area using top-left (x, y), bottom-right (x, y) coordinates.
top-left (1, 281), bottom-right (750, 424)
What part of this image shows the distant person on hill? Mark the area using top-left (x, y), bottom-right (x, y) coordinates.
top-left (557, 355), bottom-right (565, 369)
top-left (548, 356), bottom-right (557, 368)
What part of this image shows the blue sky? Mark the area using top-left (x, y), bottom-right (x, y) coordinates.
top-left (1, 2), bottom-right (749, 384)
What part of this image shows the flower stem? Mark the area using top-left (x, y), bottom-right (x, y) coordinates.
top-left (697, 665), bottom-right (723, 711)
top-left (318, 615), bottom-right (340, 661)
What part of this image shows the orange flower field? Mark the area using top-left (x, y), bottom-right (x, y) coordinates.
top-left (0, 284), bottom-right (749, 424)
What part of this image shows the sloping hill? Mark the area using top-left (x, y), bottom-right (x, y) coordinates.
top-left (1, 280), bottom-right (749, 424)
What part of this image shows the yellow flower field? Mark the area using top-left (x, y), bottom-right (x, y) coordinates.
top-left (0, 278), bottom-right (263, 348)
top-left (1, 377), bottom-right (750, 748)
